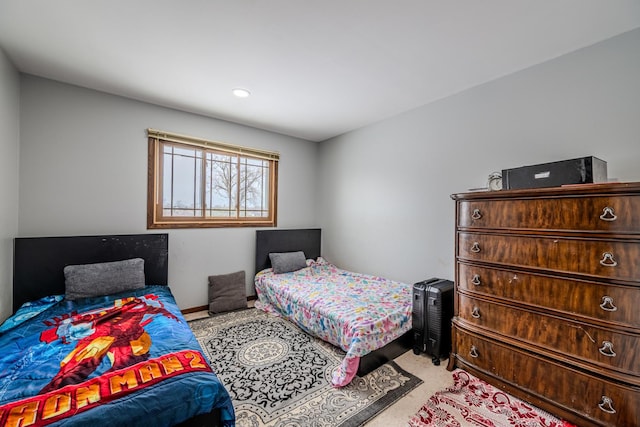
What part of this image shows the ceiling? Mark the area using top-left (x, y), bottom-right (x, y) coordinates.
top-left (1, 1), bottom-right (639, 142)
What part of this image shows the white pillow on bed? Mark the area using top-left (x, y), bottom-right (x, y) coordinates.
top-left (64, 258), bottom-right (146, 300)
top-left (269, 251), bottom-right (308, 274)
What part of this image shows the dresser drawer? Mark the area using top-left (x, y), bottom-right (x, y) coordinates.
top-left (458, 196), bottom-right (640, 233)
top-left (454, 325), bottom-right (640, 427)
top-left (453, 323), bottom-right (514, 379)
top-left (457, 263), bottom-right (640, 329)
top-left (458, 294), bottom-right (640, 379)
top-left (458, 232), bottom-right (640, 282)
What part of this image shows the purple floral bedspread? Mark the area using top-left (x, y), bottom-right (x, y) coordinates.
top-left (254, 258), bottom-right (412, 386)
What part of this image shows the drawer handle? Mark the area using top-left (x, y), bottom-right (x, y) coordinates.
top-left (470, 242), bottom-right (481, 253)
top-left (599, 206), bottom-right (617, 222)
top-left (471, 307), bottom-right (481, 319)
top-left (471, 209), bottom-right (482, 220)
top-left (469, 345), bottom-right (479, 358)
top-left (598, 341), bottom-right (617, 357)
top-left (599, 252), bottom-right (618, 267)
top-left (471, 274), bottom-right (481, 286)
top-left (598, 395), bottom-right (616, 414)
top-left (600, 296), bottom-right (618, 312)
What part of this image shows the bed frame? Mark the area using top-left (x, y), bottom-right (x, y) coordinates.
top-left (255, 228), bottom-right (411, 377)
top-left (255, 228), bottom-right (322, 273)
top-left (13, 233), bottom-right (169, 312)
top-left (12, 233), bottom-right (223, 427)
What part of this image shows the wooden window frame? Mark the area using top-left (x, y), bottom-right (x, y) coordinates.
top-left (147, 129), bottom-right (278, 229)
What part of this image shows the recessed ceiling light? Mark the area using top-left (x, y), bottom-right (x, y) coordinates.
top-left (232, 88), bottom-right (251, 98)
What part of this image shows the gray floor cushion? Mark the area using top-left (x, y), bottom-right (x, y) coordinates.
top-left (208, 270), bottom-right (247, 314)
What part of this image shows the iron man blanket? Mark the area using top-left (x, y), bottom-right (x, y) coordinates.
top-left (0, 286), bottom-right (234, 427)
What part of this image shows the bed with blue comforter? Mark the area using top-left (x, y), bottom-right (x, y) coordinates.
top-left (0, 286), bottom-right (235, 427)
top-left (2, 233), bottom-right (235, 427)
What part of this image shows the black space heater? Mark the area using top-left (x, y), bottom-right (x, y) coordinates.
top-left (412, 278), bottom-right (454, 365)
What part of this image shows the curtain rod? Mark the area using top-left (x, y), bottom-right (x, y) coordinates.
top-left (147, 128), bottom-right (280, 161)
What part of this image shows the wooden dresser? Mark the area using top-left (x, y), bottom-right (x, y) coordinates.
top-left (448, 182), bottom-right (640, 427)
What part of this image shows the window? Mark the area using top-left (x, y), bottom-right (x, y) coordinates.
top-left (147, 129), bottom-right (278, 228)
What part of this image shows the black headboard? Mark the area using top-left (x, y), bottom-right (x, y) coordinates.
top-left (255, 229), bottom-right (321, 274)
top-left (13, 233), bottom-right (169, 312)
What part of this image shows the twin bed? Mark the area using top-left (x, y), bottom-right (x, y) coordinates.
top-left (1, 234), bottom-right (234, 427)
top-left (0, 229), bottom-right (413, 426)
top-left (254, 229), bottom-right (413, 387)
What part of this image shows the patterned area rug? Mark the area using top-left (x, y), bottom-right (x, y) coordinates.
top-left (189, 308), bottom-right (422, 427)
top-left (408, 369), bottom-right (576, 427)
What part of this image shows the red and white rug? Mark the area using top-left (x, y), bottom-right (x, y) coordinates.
top-left (408, 369), bottom-right (577, 427)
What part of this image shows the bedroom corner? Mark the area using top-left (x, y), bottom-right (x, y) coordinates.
top-left (0, 46), bottom-right (20, 324)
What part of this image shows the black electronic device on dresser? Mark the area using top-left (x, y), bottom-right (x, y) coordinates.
top-left (412, 278), bottom-right (454, 365)
top-left (501, 156), bottom-right (607, 190)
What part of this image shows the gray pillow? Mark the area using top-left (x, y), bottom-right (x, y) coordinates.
top-left (64, 258), bottom-right (146, 300)
top-left (208, 270), bottom-right (247, 314)
top-left (269, 251), bottom-right (307, 274)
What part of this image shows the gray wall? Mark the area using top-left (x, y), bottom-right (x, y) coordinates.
top-left (0, 48), bottom-right (20, 322)
top-left (18, 77), bottom-right (319, 309)
top-left (318, 29), bottom-right (640, 286)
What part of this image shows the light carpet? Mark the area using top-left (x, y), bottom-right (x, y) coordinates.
top-left (189, 308), bottom-right (422, 427)
top-left (408, 369), bottom-right (576, 427)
